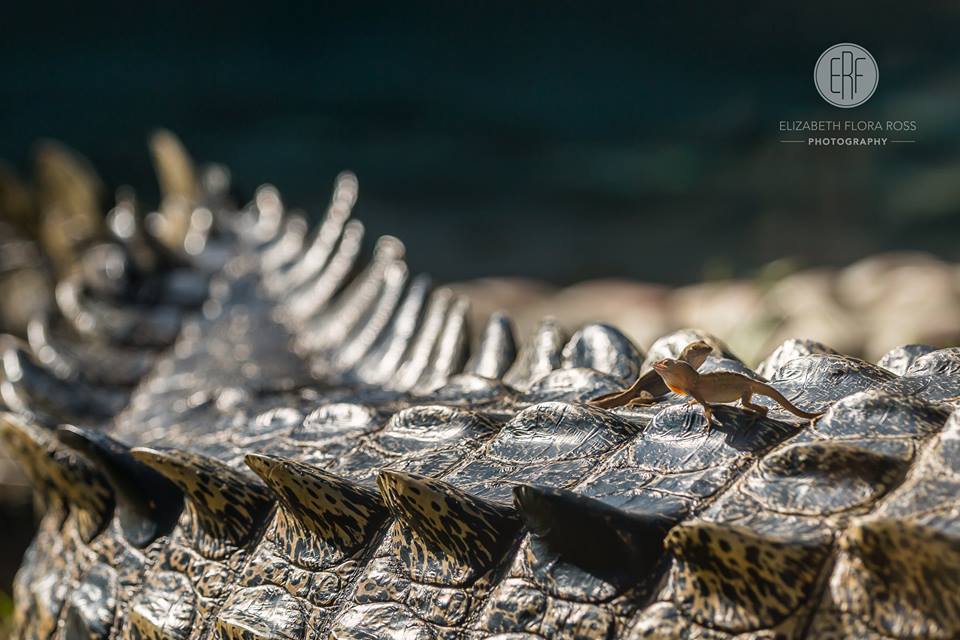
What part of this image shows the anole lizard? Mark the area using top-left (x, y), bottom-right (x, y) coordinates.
top-left (651, 357), bottom-right (823, 424)
top-left (590, 340), bottom-right (713, 408)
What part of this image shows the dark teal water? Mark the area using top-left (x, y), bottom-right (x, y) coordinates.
top-left (2, 2), bottom-right (959, 283)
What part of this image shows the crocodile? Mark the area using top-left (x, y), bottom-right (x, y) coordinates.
top-left (1, 134), bottom-right (959, 640)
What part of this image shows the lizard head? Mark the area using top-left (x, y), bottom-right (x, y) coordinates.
top-left (651, 357), bottom-right (698, 388)
top-left (680, 340), bottom-right (713, 369)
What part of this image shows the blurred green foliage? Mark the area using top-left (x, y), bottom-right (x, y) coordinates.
top-left (0, 590), bottom-right (13, 633)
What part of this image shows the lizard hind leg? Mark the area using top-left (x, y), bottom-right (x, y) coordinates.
top-left (697, 401), bottom-right (713, 426)
top-left (740, 392), bottom-right (769, 417)
top-left (625, 390), bottom-right (656, 407)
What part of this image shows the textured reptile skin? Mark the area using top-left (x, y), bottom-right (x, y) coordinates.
top-left (2, 161), bottom-right (959, 640)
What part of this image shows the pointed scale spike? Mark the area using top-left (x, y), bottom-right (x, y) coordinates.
top-left (33, 140), bottom-right (104, 274)
top-left (352, 274), bottom-right (432, 386)
top-left (561, 323), bottom-right (644, 385)
top-left (644, 329), bottom-right (737, 369)
top-left (503, 316), bottom-right (567, 391)
top-left (260, 212), bottom-right (308, 274)
top-left (0, 162), bottom-right (36, 236)
top-left (244, 184), bottom-right (285, 247)
top-left (834, 518), bottom-right (960, 639)
top-left (0, 412), bottom-right (113, 541)
top-left (149, 129), bottom-right (200, 202)
top-left (147, 130), bottom-right (200, 254)
top-left (513, 485), bottom-right (682, 584)
top-left (56, 425), bottom-right (182, 547)
top-left (283, 220), bottom-right (365, 323)
top-left (270, 178), bottom-right (357, 297)
top-left (664, 520), bottom-right (831, 633)
top-left (131, 448), bottom-right (273, 547)
top-left (465, 312), bottom-right (517, 380)
top-left (331, 170), bottom-right (359, 208)
top-left (413, 294), bottom-right (470, 394)
top-left (246, 454), bottom-right (387, 553)
top-left (332, 261), bottom-right (409, 374)
top-left (391, 288), bottom-right (454, 392)
top-left (876, 344), bottom-right (937, 376)
top-left (0, 411), bottom-right (58, 501)
top-left (756, 338), bottom-right (840, 380)
top-left (302, 235), bottom-right (406, 355)
top-left (377, 470), bottom-right (519, 569)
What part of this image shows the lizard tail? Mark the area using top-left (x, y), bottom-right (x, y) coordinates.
top-left (754, 382), bottom-right (823, 420)
top-left (589, 390), bottom-right (627, 408)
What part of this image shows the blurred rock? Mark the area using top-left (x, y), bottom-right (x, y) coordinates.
top-left (447, 277), bottom-right (555, 347)
top-left (838, 253), bottom-right (960, 360)
top-left (523, 279), bottom-right (671, 350)
top-left (669, 280), bottom-right (769, 363)
top-left (762, 269), bottom-right (863, 359)
top-left (452, 252), bottom-right (960, 365)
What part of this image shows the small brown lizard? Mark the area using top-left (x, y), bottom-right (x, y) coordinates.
top-left (590, 341), bottom-right (713, 409)
top-left (651, 357), bottom-right (823, 424)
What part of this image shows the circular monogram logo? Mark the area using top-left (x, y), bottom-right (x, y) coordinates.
top-left (814, 43), bottom-right (878, 108)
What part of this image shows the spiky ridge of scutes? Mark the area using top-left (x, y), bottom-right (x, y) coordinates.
top-left (5, 139), bottom-right (960, 640)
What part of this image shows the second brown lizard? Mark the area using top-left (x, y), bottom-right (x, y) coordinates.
top-left (589, 340), bottom-right (713, 408)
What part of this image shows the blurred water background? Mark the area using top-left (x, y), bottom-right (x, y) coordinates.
top-left (2, 2), bottom-right (959, 285)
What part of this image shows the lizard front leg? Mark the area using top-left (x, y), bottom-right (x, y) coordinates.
top-left (687, 390), bottom-right (713, 426)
